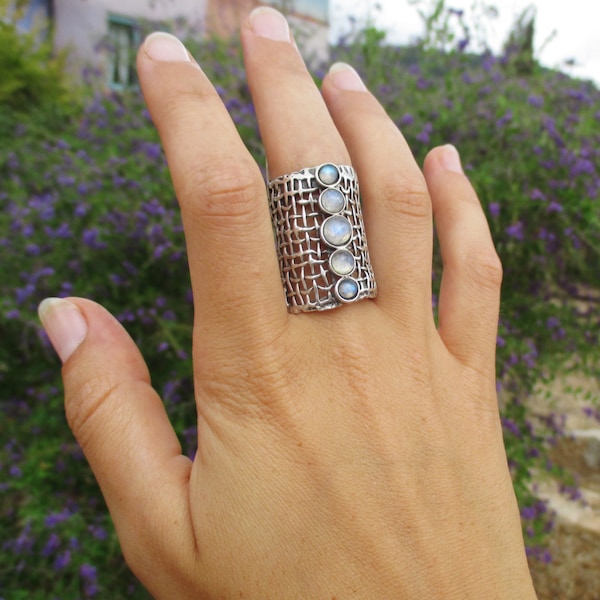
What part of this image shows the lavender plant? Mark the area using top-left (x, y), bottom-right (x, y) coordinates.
top-left (1, 19), bottom-right (599, 599)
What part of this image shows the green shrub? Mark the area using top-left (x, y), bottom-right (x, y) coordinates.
top-left (0, 14), bottom-right (599, 598)
top-left (0, 0), bottom-right (77, 135)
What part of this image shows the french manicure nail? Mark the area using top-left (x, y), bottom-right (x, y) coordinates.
top-left (250, 6), bottom-right (290, 42)
top-left (38, 298), bottom-right (88, 364)
top-left (143, 31), bottom-right (191, 62)
top-left (440, 144), bottom-right (463, 174)
top-left (328, 62), bottom-right (367, 92)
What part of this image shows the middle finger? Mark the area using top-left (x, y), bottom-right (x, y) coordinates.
top-left (241, 7), bottom-right (350, 178)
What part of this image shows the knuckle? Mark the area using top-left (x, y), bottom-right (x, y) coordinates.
top-left (65, 375), bottom-right (125, 451)
top-left (471, 246), bottom-right (503, 290)
top-left (380, 177), bottom-right (431, 220)
top-left (180, 160), bottom-right (264, 222)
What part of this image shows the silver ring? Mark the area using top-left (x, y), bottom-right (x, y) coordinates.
top-left (268, 163), bottom-right (377, 313)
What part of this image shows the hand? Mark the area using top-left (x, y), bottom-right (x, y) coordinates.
top-left (38, 7), bottom-right (537, 599)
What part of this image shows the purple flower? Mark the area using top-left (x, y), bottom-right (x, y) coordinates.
top-left (488, 202), bottom-right (500, 218)
top-left (398, 113), bottom-right (414, 127)
top-left (56, 174), bottom-right (75, 186)
top-left (74, 202), bottom-right (89, 217)
top-left (505, 221), bottom-right (524, 241)
top-left (496, 109), bottom-right (513, 129)
top-left (527, 95), bottom-right (544, 108)
top-left (45, 508), bottom-right (72, 528)
top-left (521, 506), bottom-right (536, 520)
top-left (502, 418), bottom-right (521, 437)
top-left (88, 524), bottom-right (108, 541)
top-left (153, 245), bottom-right (167, 259)
top-left (53, 549), bottom-right (71, 570)
top-left (82, 228), bottom-right (107, 249)
top-left (416, 122), bottom-right (433, 144)
top-left (80, 563), bottom-right (97, 579)
top-left (141, 142), bottom-right (163, 161)
top-left (15, 284), bottom-right (35, 305)
top-left (69, 536), bottom-right (81, 551)
top-left (571, 157), bottom-right (594, 176)
top-left (529, 188), bottom-right (546, 201)
top-left (13, 523), bottom-right (35, 554)
top-left (57, 222), bottom-right (73, 238)
top-left (457, 38), bottom-right (469, 52)
top-left (42, 533), bottom-right (61, 557)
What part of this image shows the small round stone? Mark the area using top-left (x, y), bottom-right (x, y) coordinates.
top-left (317, 163), bottom-right (340, 186)
top-left (329, 249), bottom-right (355, 276)
top-left (321, 215), bottom-right (352, 247)
top-left (319, 188), bottom-right (346, 214)
top-left (336, 278), bottom-right (359, 302)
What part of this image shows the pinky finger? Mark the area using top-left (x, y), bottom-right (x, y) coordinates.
top-left (423, 145), bottom-right (503, 372)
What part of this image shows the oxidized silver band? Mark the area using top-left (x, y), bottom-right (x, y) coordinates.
top-left (268, 163), bottom-right (377, 313)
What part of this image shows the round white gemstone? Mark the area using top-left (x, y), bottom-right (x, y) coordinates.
top-left (329, 249), bottom-right (355, 276)
top-left (336, 278), bottom-right (359, 301)
top-left (319, 188), bottom-right (346, 214)
top-left (317, 163), bottom-right (340, 186)
top-left (321, 216), bottom-right (352, 247)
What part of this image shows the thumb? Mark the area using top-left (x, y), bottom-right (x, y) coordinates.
top-left (38, 297), bottom-right (194, 589)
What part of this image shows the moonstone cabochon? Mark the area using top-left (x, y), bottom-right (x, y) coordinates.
top-left (329, 249), bottom-right (355, 276)
top-left (336, 277), bottom-right (360, 301)
top-left (319, 188), bottom-right (346, 214)
top-left (321, 215), bottom-right (352, 247)
top-left (316, 163), bottom-right (341, 186)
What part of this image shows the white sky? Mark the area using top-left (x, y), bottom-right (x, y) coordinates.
top-left (329, 0), bottom-right (600, 85)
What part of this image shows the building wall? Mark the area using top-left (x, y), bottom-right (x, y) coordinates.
top-left (206, 0), bottom-right (329, 63)
top-left (205, 0), bottom-right (257, 38)
top-left (50, 0), bottom-right (328, 85)
top-left (53, 0), bottom-right (206, 81)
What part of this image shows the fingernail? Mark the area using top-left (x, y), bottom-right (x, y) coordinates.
top-left (440, 144), bottom-right (463, 174)
top-left (143, 31), bottom-right (190, 62)
top-left (249, 6), bottom-right (290, 42)
top-left (328, 62), bottom-right (367, 92)
top-left (38, 298), bottom-right (88, 364)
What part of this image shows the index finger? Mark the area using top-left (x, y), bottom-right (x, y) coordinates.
top-left (136, 32), bottom-right (287, 337)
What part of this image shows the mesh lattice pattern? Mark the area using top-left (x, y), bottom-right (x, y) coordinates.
top-left (268, 165), bottom-right (377, 312)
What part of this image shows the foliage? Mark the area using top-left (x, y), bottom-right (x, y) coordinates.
top-left (407, 0), bottom-right (500, 53)
top-left (1, 7), bottom-right (600, 599)
top-left (0, 0), bottom-right (78, 135)
top-left (502, 5), bottom-right (537, 76)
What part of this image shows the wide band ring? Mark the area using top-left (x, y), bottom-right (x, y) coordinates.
top-left (268, 163), bottom-right (377, 313)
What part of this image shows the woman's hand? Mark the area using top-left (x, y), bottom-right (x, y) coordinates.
top-left (39, 7), bottom-right (537, 599)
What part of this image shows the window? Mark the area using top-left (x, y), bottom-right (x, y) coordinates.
top-left (17, 0), bottom-right (51, 34)
top-left (107, 15), bottom-right (139, 90)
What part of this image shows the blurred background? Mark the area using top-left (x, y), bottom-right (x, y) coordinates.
top-left (332, 0), bottom-right (600, 85)
top-left (2, 1), bottom-right (600, 599)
